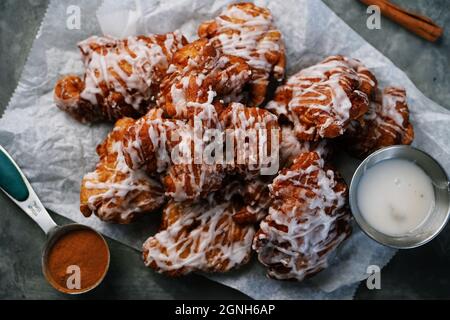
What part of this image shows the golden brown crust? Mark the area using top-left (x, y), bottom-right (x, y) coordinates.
top-left (54, 75), bottom-right (100, 122)
top-left (232, 177), bottom-right (272, 225)
top-left (343, 86), bottom-right (414, 158)
top-left (198, 2), bottom-right (286, 106)
top-left (121, 108), bottom-right (186, 173)
top-left (142, 198), bottom-right (255, 276)
top-left (219, 102), bottom-right (280, 178)
top-left (253, 152), bottom-right (352, 281)
top-left (158, 39), bottom-right (251, 122)
top-left (163, 163), bottom-right (225, 202)
top-left (267, 55), bottom-right (375, 141)
top-left (120, 107), bottom-right (225, 201)
top-left (54, 32), bottom-right (187, 123)
top-left (80, 118), bottom-right (165, 224)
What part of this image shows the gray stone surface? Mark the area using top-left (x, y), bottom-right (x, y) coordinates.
top-left (0, 0), bottom-right (449, 299)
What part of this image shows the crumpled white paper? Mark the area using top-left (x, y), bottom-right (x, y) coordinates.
top-left (97, 0), bottom-right (142, 38)
top-left (1, 0), bottom-right (449, 299)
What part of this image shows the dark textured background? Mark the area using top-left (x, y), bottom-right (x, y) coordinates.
top-left (1, 0), bottom-right (449, 299)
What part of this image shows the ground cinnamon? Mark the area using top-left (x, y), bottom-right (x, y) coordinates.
top-left (46, 229), bottom-right (109, 293)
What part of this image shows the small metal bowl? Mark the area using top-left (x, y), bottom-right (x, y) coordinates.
top-left (42, 223), bottom-right (110, 294)
top-left (349, 145), bottom-right (450, 249)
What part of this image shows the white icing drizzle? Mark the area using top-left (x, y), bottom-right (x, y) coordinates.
top-left (81, 118), bottom-right (165, 223)
top-left (239, 178), bottom-right (272, 223)
top-left (267, 56), bottom-right (372, 140)
top-left (345, 57), bottom-right (377, 94)
top-left (56, 31), bottom-right (185, 121)
top-left (380, 87), bottom-right (407, 128)
top-left (143, 198), bottom-right (255, 275)
top-left (214, 5), bottom-right (280, 73)
top-left (253, 152), bottom-right (351, 281)
top-left (121, 110), bottom-right (190, 173)
top-left (344, 86), bottom-right (413, 157)
top-left (199, 3), bottom-right (285, 105)
top-left (121, 108), bottom-right (224, 202)
top-left (220, 102), bottom-right (280, 178)
top-left (164, 163), bottom-right (225, 202)
top-left (159, 40), bottom-right (250, 123)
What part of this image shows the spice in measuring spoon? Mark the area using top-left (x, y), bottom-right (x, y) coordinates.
top-left (46, 228), bottom-right (109, 293)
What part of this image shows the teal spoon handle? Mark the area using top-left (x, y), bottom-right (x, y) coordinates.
top-left (0, 145), bottom-right (57, 234)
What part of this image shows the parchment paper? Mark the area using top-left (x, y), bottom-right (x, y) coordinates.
top-left (1, 0), bottom-right (450, 299)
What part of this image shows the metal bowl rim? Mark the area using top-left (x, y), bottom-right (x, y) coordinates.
top-left (349, 145), bottom-right (450, 249)
top-left (41, 223), bottom-right (110, 295)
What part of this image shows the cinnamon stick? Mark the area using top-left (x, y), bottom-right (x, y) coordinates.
top-left (360, 0), bottom-right (443, 42)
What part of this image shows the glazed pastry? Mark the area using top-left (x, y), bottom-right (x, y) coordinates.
top-left (80, 118), bottom-right (165, 224)
top-left (199, 2), bottom-right (286, 106)
top-left (267, 55), bottom-right (376, 141)
top-left (219, 102), bottom-right (280, 178)
top-left (163, 161), bottom-right (225, 202)
top-left (158, 39), bottom-right (251, 123)
top-left (346, 57), bottom-right (378, 97)
top-left (121, 101), bottom-right (283, 201)
top-left (232, 177), bottom-right (272, 225)
top-left (253, 152), bottom-right (351, 281)
top-left (161, 118), bottom-right (226, 201)
top-left (142, 196), bottom-right (255, 276)
top-left (54, 32), bottom-right (187, 122)
top-left (121, 108), bottom-right (189, 173)
top-left (343, 86), bottom-right (414, 158)
top-left (121, 108), bottom-right (224, 201)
